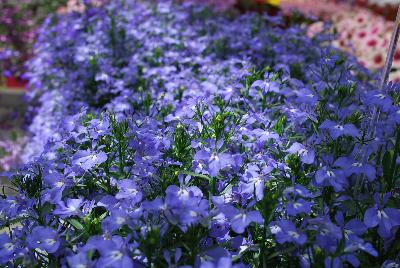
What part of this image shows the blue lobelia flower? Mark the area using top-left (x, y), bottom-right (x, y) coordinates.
top-left (364, 193), bottom-right (400, 239)
top-left (364, 90), bottom-right (393, 113)
top-left (199, 247), bottom-right (247, 268)
top-left (115, 179), bottom-right (143, 203)
top-left (333, 157), bottom-right (376, 181)
top-left (286, 198), bottom-right (312, 216)
top-left (194, 148), bottom-right (234, 177)
top-left (219, 204), bottom-right (263, 234)
top-left (72, 150), bottom-right (107, 171)
top-left (67, 251), bottom-right (94, 268)
top-left (319, 120), bottom-right (358, 140)
top-left (269, 220), bottom-right (307, 245)
top-left (250, 80), bottom-right (280, 94)
top-left (283, 184), bottom-right (313, 199)
top-left (238, 164), bottom-right (268, 201)
top-left (0, 234), bottom-right (17, 264)
top-left (335, 213), bottom-right (378, 259)
top-left (53, 198), bottom-right (84, 218)
top-left (85, 235), bottom-right (133, 268)
top-left (314, 167), bottom-right (348, 192)
top-left (101, 209), bottom-right (129, 233)
top-left (26, 226), bottom-right (60, 254)
top-left (286, 142), bottom-right (315, 164)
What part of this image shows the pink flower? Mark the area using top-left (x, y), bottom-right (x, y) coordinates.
top-left (366, 38), bottom-right (378, 48)
top-left (307, 21), bottom-right (324, 38)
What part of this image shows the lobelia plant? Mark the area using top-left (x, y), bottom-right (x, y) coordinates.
top-left (0, 0), bottom-right (400, 267)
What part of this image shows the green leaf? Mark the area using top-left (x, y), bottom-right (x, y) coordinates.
top-left (99, 211), bottom-right (109, 221)
top-left (383, 150), bottom-right (394, 181)
top-left (67, 219), bottom-right (84, 230)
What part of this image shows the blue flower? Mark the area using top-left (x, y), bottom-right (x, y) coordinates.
top-left (314, 167), bottom-right (348, 192)
top-left (286, 198), bottom-right (312, 216)
top-left (319, 120), bottom-right (358, 140)
top-left (102, 209), bottom-right (129, 233)
top-left (250, 80), bottom-right (280, 94)
top-left (286, 142), bottom-right (315, 164)
top-left (164, 175), bottom-right (209, 231)
top-left (334, 157), bottom-right (376, 181)
top-left (0, 234), bottom-right (16, 264)
top-left (72, 150), bottom-right (107, 171)
top-left (194, 149), bottom-right (234, 177)
top-left (269, 220), bottom-right (307, 245)
top-left (26, 226), bottom-right (60, 253)
top-left (53, 198), bottom-right (84, 218)
top-left (283, 184), bottom-right (313, 198)
top-left (85, 236), bottom-right (133, 268)
top-left (115, 179), bottom-right (142, 203)
top-left (364, 91), bottom-right (393, 113)
top-left (364, 195), bottom-right (400, 239)
top-left (238, 164), bottom-right (267, 201)
top-left (67, 251), bottom-right (93, 268)
top-left (220, 204), bottom-right (263, 234)
top-left (294, 88), bottom-right (318, 106)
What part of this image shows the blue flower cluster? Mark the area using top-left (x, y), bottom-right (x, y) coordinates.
top-left (1, 1), bottom-right (400, 267)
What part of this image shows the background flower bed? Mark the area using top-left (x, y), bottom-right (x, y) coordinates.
top-left (1, 0), bottom-right (400, 267)
top-left (0, 0), bottom-right (70, 78)
top-left (281, 0), bottom-right (400, 81)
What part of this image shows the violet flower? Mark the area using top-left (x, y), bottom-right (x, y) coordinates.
top-left (319, 120), bottom-right (358, 140)
top-left (364, 194), bottom-right (400, 239)
top-left (26, 226), bottom-right (60, 253)
top-left (72, 150), bottom-right (107, 171)
top-left (269, 220), bottom-right (307, 245)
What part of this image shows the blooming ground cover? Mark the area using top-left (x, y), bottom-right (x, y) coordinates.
top-left (1, 0), bottom-right (400, 267)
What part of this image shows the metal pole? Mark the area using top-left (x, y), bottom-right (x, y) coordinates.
top-left (381, 4), bottom-right (400, 90)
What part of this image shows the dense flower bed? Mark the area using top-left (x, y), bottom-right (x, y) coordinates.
top-left (1, 0), bottom-right (400, 267)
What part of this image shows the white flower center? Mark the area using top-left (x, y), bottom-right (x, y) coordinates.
top-left (178, 188), bottom-right (189, 198)
top-left (378, 210), bottom-right (389, 220)
top-left (211, 154), bottom-right (219, 162)
top-left (352, 162), bottom-right (363, 167)
top-left (298, 148), bottom-right (308, 156)
top-left (334, 125), bottom-right (344, 131)
top-left (45, 239), bottom-right (57, 246)
top-left (110, 250), bottom-right (123, 261)
top-left (374, 94), bottom-right (386, 99)
top-left (288, 231), bottom-right (300, 239)
top-left (326, 170), bottom-right (335, 177)
top-left (270, 225), bottom-right (281, 234)
top-left (234, 213), bottom-right (246, 221)
top-left (115, 217), bottom-right (126, 225)
top-left (127, 188), bottom-right (138, 195)
top-left (4, 243), bottom-right (14, 251)
top-left (293, 202), bottom-right (303, 209)
top-left (55, 181), bottom-right (65, 188)
top-left (190, 210), bottom-right (198, 217)
top-left (320, 228), bottom-right (329, 235)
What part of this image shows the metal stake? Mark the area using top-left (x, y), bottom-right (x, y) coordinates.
top-left (381, 4), bottom-right (400, 90)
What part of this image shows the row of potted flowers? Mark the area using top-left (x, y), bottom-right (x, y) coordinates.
top-left (1, 0), bottom-right (399, 267)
